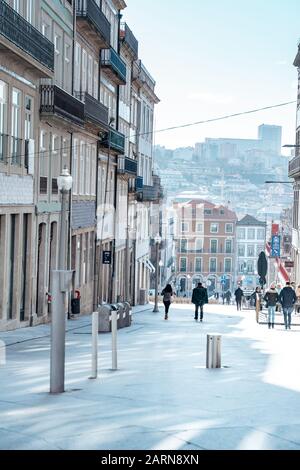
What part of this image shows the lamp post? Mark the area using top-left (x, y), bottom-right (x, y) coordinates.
top-left (153, 234), bottom-right (162, 313)
top-left (50, 167), bottom-right (72, 394)
top-left (159, 259), bottom-right (164, 293)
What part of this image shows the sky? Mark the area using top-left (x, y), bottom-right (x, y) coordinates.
top-left (124, 0), bottom-right (300, 153)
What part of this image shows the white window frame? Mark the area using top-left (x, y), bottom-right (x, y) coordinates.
top-left (181, 222), bottom-right (189, 233)
top-left (224, 258), bottom-right (232, 273)
top-left (195, 257), bottom-right (202, 273)
top-left (209, 257), bottom-right (217, 273)
top-left (210, 223), bottom-right (219, 233)
top-left (225, 223), bottom-right (233, 234)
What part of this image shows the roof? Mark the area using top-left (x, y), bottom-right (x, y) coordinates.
top-left (237, 215), bottom-right (266, 227)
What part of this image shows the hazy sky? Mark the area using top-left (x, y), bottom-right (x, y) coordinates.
top-left (124, 0), bottom-right (300, 152)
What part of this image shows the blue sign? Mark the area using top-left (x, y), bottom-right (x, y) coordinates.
top-left (221, 275), bottom-right (227, 281)
top-left (271, 235), bottom-right (281, 258)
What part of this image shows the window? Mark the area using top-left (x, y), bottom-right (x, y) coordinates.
top-left (225, 239), bottom-right (232, 254)
top-left (75, 43), bottom-right (81, 93)
top-left (93, 60), bottom-right (98, 99)
top-left (24, 96), bottom-right (33, 141)
top-left (25, 0), bottom-right (33, 24)
top-left (210, 239), bottom-right (218, 254)
top-left (210, 223), bottom-right (219, 233)
top-left (13, 0), bottom-right (20, 13)
top-left (257, 228), bottom-right (265, 240)
top-left (91, 146), bottom-right (96, 196)
top-left (257, 245), bottom-right (264, 256)
top-left (220, 209), bottom-right (225, 215)
top-left (238, 244), bottom-right (245, 257)
top-left (180, 239), bottom-right (188, 253)
top-left (209, 258), bottom-right (217, 273)
top-left (73, 139), bottom-right (78, 195)
top-left (54, 35), bottom-right (61, 55)
top-left (238, 228), bottom-right (245, 239)
top-left (79, 142), bottom-right (85, 194)
top-left (88, 55), bottom-right (93, 95)
top-left (247, 260), bottom-right (254, 273)
top-left (224, 258), bottom-right (232, 273)
top-left (195, 258), bottom-right (202, 273)
top-left (247, 245), bottom-right (255, 257)
top-left (180, 257), bottom-right (187, 272)
top-left (204, 209), bottom-right (212, 215)
top-left (85, 144), bottom-right (91, 195)
top-left (0, 81), bottom-right (8, 163)
top-left (181, 222), bottom-right (189, 233)
top-left (11, 88), bottom-right (21, 165)
top-left (196, 223), bottom-right (203, 232)
top-left (248, 228), bottom-right (255, 240)
top-left (82, 49), bottom-right (87, 93)
top-left (41, 22), bottom-right (50, 39)
top-left (195, 238), bottom-right (203, 253)
top-left (226, 223), bottom-right (233, 233)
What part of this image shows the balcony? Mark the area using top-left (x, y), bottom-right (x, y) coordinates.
top-left (135, 176), bottom-right (143, 192)
top-left (0, 0), bottom-right (54, 77)
top-left (76, 0), bottom-right (110, 49)
top-left (142, 185), bottom-right (158, 202)
top-left (40, 85), bottom-right (85, 127)
top-left (288, 155), bottom-right (300, 177)
top-left (120, 23), bottom-right (138, 59)
top-left (100, 48), bottom-right (127, 85)
top-left (99, 127), bottom-right (125, 154)
top-left (76, 92), bottom-right (108, 130)
top-left (0, 133), bottom-right (8, 164)
top-left (118, 156), bottom-right (137, 176)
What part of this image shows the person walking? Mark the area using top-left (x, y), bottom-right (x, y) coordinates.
top-left (225, 290), bottom-right (232, 305)
top-left (192, 282), bottom-right (208, 322)
top-left (279, 281), bottom-right (297, 330)
top-left (161, 284), bottom-right (173, 320)
top-left (254, 287), bottom-right (262, 323)
top-left (264, 284), bottom-right (279, 329)
top-left (296, 284), bottom-right (300, 313)
top-left (234, 286), bottom-right (244, 311)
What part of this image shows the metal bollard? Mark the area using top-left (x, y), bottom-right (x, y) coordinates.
top-left (111, 309), bottom-right (118, 370)
top-left (206, 334), bottom-right (222, 369)
top-left (91, 312), bottom-right (99, 379)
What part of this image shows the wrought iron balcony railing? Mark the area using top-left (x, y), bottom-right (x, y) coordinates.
top-left (0, 133), bottom-right (8, 163)
top-left (76, 0), bottom-right (110, 48)
top-left (0, 0), bottom-right (54, 72)
top-left (289, 155), bottom-right (300, 177)
top-left (76, 92), bottom-right (108, 128)
top-left (100, 48), bottom-right (127, 85)
top-left (135, 176), bottom-right (143, 192)
top-left (118, 156), bottom-right (137, 176)
top-left (99, 127), bottom-right (125, 154)
top-left (40, 85), bottom-right (85, 126)
top-left (120, 23), bottom-right (138, 59)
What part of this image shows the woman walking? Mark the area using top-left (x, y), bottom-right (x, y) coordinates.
top-left (161, 284), bottom-right (173, 320)
top-left (264, 284), bottom-right (279, 329)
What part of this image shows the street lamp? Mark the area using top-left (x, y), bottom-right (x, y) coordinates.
top-left (159, 260), bottom-right (164, 292)
top-left (153, 234), bottom-right (162, 313)
top-left (50, 167), bottom-right (72, 394)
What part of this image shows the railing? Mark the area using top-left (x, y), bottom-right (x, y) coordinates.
top-left (135, 176), bottom-right (143, 192)
top-left (118, 156), bottom-right (137, 175)
top-left (142, 184), bottom-right (158, 201)
top-left (76, 92), bottom-right (108, 127)
top-left (76, 0), bottom-right (110, 47)
top-left (120, 23), bottom-right (138, 59)
top-left (99, 127), bottom-right (125, 154)
top-left (289, 155), bottom-right (300, 177)
top-left (100, 48), bottom-right (127, 84)
top-left (0, 0), bottom-right (54, 71)
top-left (0, 133), bottom-right (8, 163)
top-left (11, 137), bottom-right (22, 165)
top-left (40, 85), bottom-right (85, 126)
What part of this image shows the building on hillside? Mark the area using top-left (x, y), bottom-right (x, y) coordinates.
top-left (173, 198), bottom-right (237, 297)
top-left (235, 215), bottom-right (266, 291)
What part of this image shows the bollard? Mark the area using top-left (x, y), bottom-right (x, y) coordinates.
top-left (91, 312), bottom-right (99, 379)
top-left (206, 334), bottom-right (222, 369)
top-left (111, 309), bottom-right (118, 370)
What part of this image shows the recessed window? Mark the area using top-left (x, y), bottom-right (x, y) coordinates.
top-left (226, 223), bottom-right (233, 233)
top-left (209, 258), bottom-right (217, 273)
top-left (204, 209), bottom-right (212, 215)
top-left (248, 228), bottom-right (255, 240)
top-left (210, 223), bottom-right (219, 233)
top-left (238, 228), bottom-right (245, 240)
top-left (196, 223), bottom-right (203, 232)
top-left (180, 257), bottom-right (187, 272)
top-left (181, 222), bottom-right (189, 233)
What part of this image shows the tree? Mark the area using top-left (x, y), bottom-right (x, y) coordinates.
top-left (257, 252), bottom-right (268, 288)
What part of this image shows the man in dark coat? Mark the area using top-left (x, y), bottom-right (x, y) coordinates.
top-left (279, 281), bottom-right (297, 330)
top-left (234, 286), bottom-right (244, 311)
top-left (192, 283), bottom-right (209, 322)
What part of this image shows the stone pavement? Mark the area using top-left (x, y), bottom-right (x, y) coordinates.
top-left (1, 303), bottom-right (300, 450)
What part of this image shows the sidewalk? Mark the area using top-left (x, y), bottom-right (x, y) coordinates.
top-left (1, 303), bottom-right (300, 450)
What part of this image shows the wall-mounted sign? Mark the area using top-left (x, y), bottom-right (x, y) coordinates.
top-left (271, 235), bottom-right (281, 258)
top-left (285, 261), bottom-right (294, 268)
top-left (102, 251), bottom-right (112, 265)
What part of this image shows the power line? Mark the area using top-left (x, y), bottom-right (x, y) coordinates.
top-left (1, 100), bottom-right (296, 163)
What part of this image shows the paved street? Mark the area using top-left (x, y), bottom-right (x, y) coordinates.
top-left (1, 303), bottom-right (300, 450)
